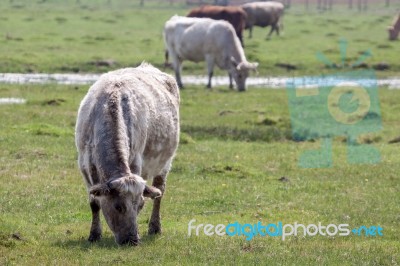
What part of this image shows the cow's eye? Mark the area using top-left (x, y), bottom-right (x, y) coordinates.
top-left (115, 204), bottom-right (124, 213)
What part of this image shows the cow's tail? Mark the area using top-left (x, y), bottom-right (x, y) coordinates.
top-left (279, 8), bottom-right (284, 32)
top-left (162, 29), bottom-right (170, 68)
top-left (165, 49), bottom-right (169, 67)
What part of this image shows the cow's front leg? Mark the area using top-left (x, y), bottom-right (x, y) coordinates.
top-left (267, 26), bottom-right (275, 39)
top-left (207, 71), bottom-right (213, 89)
top-left (148, 175), bottom-right (166, 235)
top-left (239, 33), bottom-right (244, 47)
top-left (228, 73), bottom-right (234, 89)
top-left (88, 196), bottom-right (102, 242)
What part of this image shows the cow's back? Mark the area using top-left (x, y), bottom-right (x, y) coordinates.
top-left (76, 64), bottom-right (180, 184)
top-left (243, 2), bottom-right (284, 27)
top-left (164, 16), bottom-right (237, 64)
top-left (187, 6), bottom-right (246, 41)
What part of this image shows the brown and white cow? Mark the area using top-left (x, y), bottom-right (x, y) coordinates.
top-left (187, 5), bottom-right (247, 46)
top-left (164, 15), bottom-right (258, 91)
top-left (242, 1), bottom-right (285, 39)
top-left (75, 63), bottom-right (180, 245)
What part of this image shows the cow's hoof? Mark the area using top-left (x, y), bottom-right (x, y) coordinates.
top-left (128, 238), bottom-right (141, 246)
top-left (88, 232), bottom-right (102, 242)
top-left (129, 240), bottom-right (140, 246)
top-left (148, 223), bottom-right (162, 235)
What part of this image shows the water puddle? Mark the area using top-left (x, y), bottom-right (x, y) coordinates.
top-left (0, 97), bottom-right (26, 105)
top-left (0, 73), bottom-right (100, 85)
top-left (0, 73), bottom-right (400, 89)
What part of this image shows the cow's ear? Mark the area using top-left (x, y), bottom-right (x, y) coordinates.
top-left (89, 183), bottom-right (109, 197)
top-left (249, 62), bottom-right (259, 73)
top-left (143, 185), bottom-right (162, 199)
top-left (244, 62), bottom-right (259, 73)
top-left (230, 56), bottom-right (238, 68)
top-left (250, 62), bottom-right (259, 70)
top-left (250, 62), bottom-right (259, 71)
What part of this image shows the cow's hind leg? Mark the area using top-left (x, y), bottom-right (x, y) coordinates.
top-left (164, 50), bottom-right (169, 68)
top-left (206, 55), bottom-right (214, 89)
top-left (268, 22), bottom-right (280, 39)
top-left (175, 65), bottom-right (184, 89)
top-left (88, 196), bottom-right (102, 242)
top-left (148, 174), bottom-right (166, 235)
top-left (171, 53), bottom-right (184, 89)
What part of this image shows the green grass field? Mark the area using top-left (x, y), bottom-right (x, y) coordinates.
top-left (1, 0), bottom-right (400, 265)
top-left (1, 84), bottom-right (399, 264)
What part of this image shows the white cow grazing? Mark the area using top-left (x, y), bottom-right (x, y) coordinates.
top-left (242, 1), bottom-right (284, 39)
top-left (164, 15), bottom-right (258, 91)
top-left (75, 63), bottom-right (180, 245)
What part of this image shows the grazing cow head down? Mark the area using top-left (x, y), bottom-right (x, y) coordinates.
top-left (89, 174), bottom-right (161, 245)
top-left (230, 57), bottom-right (259, 91)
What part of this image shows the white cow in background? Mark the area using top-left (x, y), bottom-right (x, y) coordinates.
top-left (164, 15), bottom-right (258, 92)
top-left (242, 1), bottom-right (285, 39)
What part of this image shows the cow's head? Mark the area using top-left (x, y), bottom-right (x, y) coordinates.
top-left (89, 174), bottom-right (161, 245)
top-left (230, 57), bottom-right (258, 91)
